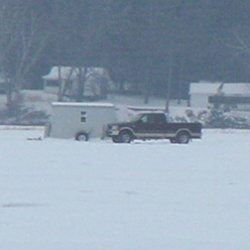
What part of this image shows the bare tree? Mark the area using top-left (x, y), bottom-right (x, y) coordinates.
top-left (51, 1), bottom-right (117, 102)
top-left (227, 31), bottom-right (250, 57)
top-left (0, 1), bottom-right (50, 113)
top-left (0, 1), bottom-right (19, 107)
top-left (14, 10), bottom-right (49, 91)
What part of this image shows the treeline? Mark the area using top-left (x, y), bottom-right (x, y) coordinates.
top-left (1, 0), bottom-right (250, 101)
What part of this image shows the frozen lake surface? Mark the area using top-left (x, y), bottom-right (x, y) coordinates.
top-left (0, 128), bottom-right (249, 250)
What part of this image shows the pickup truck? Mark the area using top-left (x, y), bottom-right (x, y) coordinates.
top-left (106, 111), bottom-right (202, 144)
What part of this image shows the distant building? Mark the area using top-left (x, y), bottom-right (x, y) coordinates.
top-left (42, 66), bottom-right (111, 100)
top-left (189, 81), bottom-right (250, 110)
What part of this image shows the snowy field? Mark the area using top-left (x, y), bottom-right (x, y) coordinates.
top-left (0, 128), bottom-right (249, 250)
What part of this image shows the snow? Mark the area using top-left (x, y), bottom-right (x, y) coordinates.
top-left (0, 128), bottom-right (249, 250)
top-left (42, 66), bottom-right (108, 80)
top-left (0, 91), bottom-right (199, 124)
top-left (42, 66), bottom-right (78, 80)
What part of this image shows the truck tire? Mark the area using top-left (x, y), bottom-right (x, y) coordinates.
top-left (118, 131), bottom-right (133, 143)
top-left (170, 138), bottom-right (177, 144)
top-left (176, 131), bottom-right (190, 144)
top-left (75, 132), bottom-right (89, 141)
top-left (112, 136), bottom-right (120, 143)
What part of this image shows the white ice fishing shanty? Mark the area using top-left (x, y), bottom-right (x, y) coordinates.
top-left (45, 102), bottom-right (116, 141)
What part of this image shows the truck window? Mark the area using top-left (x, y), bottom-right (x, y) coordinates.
top-left (147, 114), bottom-right (156, 123)
top-left (140, 114), bottom-right (162, 124)
top-left (154, 114), bottom-right (166, 123)
top-left (140, 114), bottom-right (149, 123)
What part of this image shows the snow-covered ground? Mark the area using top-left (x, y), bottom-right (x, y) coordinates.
top-left (0, 90), bottom-right (194, 121)
top-left (0, 128), bottom-right (249, 250)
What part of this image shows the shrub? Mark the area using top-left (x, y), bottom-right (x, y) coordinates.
top-left (205, 108), bottom-right (250, 129)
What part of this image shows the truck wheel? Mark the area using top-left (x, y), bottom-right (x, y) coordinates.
top-left (75, 132), bottom-right (89, 141)
top-left (170, 138), bottom-right (177, 144)
top-left (119, 131), bottom-right (133, 143)
top-left (176, 131), bottom-right (190, 144)
top-left (112, 136), bottom-right (120, 143)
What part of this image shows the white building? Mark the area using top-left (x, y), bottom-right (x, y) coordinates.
top-left (42, 66), bottom-right (110, 99)
top-left (189, 81), bottom-right (250, 109)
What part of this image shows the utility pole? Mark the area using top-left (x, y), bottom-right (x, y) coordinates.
top-left (165, 2), bottom-right (182, 112)
top-left (165, 48), bottom-right (173, 113)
